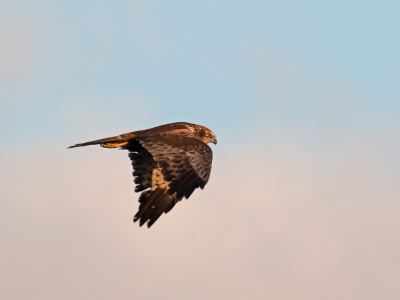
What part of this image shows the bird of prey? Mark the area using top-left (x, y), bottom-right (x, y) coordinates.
top-left (69, 122), bottom-right (217, 228)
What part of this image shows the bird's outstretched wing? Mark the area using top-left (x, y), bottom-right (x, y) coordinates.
top-left (127, 134), bottom-right (213, 227)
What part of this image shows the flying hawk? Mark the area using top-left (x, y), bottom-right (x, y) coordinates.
top-left (69, 122), bottom-right (217, 228)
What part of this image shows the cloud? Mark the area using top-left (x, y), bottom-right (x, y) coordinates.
top-left (1, 129), bottom-right (399, 299)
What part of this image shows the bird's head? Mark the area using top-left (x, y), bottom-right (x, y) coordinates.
top-left (191, 124), bottom-right (217, 145)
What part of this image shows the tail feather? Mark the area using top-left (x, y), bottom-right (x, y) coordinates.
top-left (68, 132), bottom-right (134, 148)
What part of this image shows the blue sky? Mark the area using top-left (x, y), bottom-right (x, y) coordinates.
top-left (1, 0), bottom-right (399, 147)
top-left (1, 1), bottom-right (400, 299)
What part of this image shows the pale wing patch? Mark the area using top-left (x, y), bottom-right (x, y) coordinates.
top-left (151, 168), bottom-right (170, 190)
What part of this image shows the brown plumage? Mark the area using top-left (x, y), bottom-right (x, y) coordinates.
top-left (69, 122), bottom-right (217, 228)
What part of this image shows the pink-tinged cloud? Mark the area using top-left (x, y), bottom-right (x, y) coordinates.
top-left (1, 131), bottom-right (399, 299)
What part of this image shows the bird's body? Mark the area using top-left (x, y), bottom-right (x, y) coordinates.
top-left (69, 122), bottom-right (217, 228)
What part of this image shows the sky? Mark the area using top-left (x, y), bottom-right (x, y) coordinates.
top-left (1, 1), bottom-right (399, 299)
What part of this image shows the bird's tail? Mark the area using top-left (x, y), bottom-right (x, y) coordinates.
top-left (68, 133), bottom-right (134, 149)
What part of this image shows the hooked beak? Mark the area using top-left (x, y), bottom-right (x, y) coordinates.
top-left (212, 136), bottom-right (217, 145)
